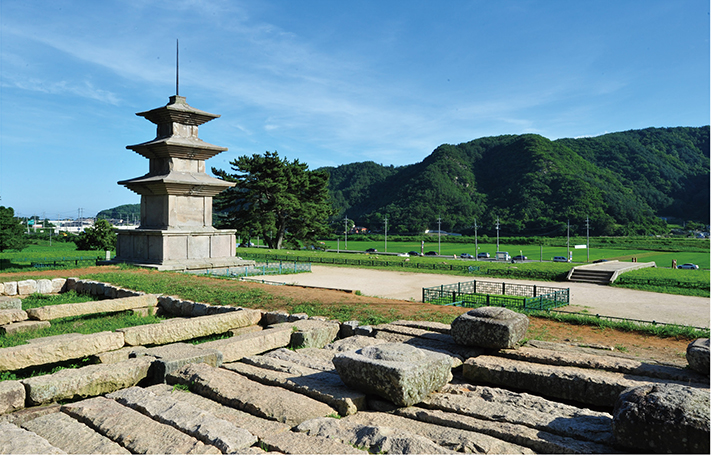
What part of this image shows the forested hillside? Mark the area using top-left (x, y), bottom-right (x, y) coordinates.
top-left (96, 204), bottom-right (140, 221)
top-left (322, 127), bottom-right (709, 236)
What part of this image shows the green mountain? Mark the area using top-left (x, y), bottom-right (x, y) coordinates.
top-left (96, 204), bottom-right (140, 221)
top-left (322, 127), bottom-right (709, 236)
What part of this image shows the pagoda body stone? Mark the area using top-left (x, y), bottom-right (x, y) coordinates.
top-left (114, 95), bottom-right (250, 271)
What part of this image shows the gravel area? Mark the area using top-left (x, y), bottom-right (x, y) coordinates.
top-left (248, 265), bottom-right (710, 328)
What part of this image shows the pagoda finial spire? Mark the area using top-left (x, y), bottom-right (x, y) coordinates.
top-left (176, 39), bottom-right (179, 96)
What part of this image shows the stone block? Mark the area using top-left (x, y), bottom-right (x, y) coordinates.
top-left (451, 306), bottom-right (529, 349)
top-left (354, 324), bottom-right (373, 336)
top-left (261, 429), bottom-right (367, 454)
top-left (0, 320), bottom-right (50, 336)
top-left (0, 282), bottom-right (3, 295)
top-left (333, 343), bottom-right (452, 407)
top-left (687, 338), bottom-right (710, 375)
top-left (93, 346), bottom-right (148, 364)
top-left (22, 357), bottom-right (154, 406)
top-left (3, 281), bottom-right (17, 296)
top-left (117, 308), bottom-right (261, 346)
top-left (228, 324), bottom-right (263, 337)
top-left (130, 306), bottom-right (157, 317)
top-left (27, 294), bottom-right (159, 321)
top-left (104, 285), bottom-right (118, 299)
top-left (16, 279), bottom-right (37, 295)
top-left (0, 381), bottom-right (25, 415)
top-left (0, 331), bottom-right (126, 372)
top-left (288, 312), bottom-right (309, 321)
top-left (108, 387), bottom-right (257, 453)
top-left (262, 310), bottom-right (289, 325)
top-left (61, 396), bottom-right (220, 454)
top-left (36, 279), bottom-right (53, 294)
top-left (0, 296), bottom-right (21, 310)
top-left (198, 325), bottom-right (292, 363)
top-left (143, 342), bottom-right (222, 382)
top-left (0, 308), bottom-right (28, 325)
top-left (289, 319), bottom-right (340, 349)
top-left (51, 278), bottom-right (66, 293)
top-left (0, 422), bottom-right (65, 454)
top-left (64, 277), bottom-right (78, 292)
top-left (613, 383), bottom-right (710, 453)
top-left (340, 320), bottom-right (359, 338)
top-left (167, 362), bottom-right (338, 426)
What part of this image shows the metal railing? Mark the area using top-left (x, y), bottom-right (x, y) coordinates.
top-left (202, 261), bottom-right (311, 278)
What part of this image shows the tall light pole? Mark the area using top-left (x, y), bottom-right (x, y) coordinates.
top-left (495, 217), bottom-right (500, 253)
top-left (474, 218), bottom-right (479, 261)
top-left (344, 215), bottom-right (348, 250)
top-left (437, 215), bottom-right (442, 255)
top-left (384, 216), bottom-right (388, 252)
top-left (567, 219), bottom-right (570, 262)
top-left (586, 216), bottom-right (590, 262)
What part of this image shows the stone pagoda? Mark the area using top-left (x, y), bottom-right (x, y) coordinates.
top-left (114, 95), bottom-right (249, 271)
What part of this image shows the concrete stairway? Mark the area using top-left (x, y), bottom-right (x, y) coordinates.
top-left (568, 268), bottom-right (615, 285)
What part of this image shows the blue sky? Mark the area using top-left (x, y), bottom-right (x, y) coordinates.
top-left (1, 0), bottom-right (708, 218)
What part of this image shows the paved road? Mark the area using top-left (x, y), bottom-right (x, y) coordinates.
top-left (248, 265), bottom-right (710, 328)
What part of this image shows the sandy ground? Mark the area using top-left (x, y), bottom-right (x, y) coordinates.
top-left (247, 265), bottom-right (710, 328)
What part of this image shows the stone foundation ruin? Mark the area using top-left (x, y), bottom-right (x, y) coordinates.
top-left (0, 280), bottom-right (709, 454)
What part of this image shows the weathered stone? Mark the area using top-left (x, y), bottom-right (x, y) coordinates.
top-left (108, 386), bottom-right (257, 453)
top-left (0, 320), bottom-right (50, 336)
top-left (117, 308), bottom-right (261, 346)
top-left (354, 324), bottom-right (373, 336)
top-left (687, 338), bottom-right (710, 375)
top-left (333, 343), bottom-right (452, 407)
top-left (613, 383), bottom-right (710, 453)
top-left (340, 320), bottom-right (359, 338)
top-left (61, 396), bottom-right (220, 454)
top-left (93, 346), bottom-right (148, 364)
top-left (228, 324), bottom-right (263, 336)
top-left (451, 306), bottom-right (529, 349)
top-left (263, 347), bottom-right (338, 371)
top-left (0, 296), bottom-right (21, 310)
top-left (422, 383), bottom-right (614, 445)
top-left (0, 381), bottom-right (25, 415)
top-left (142, 342), bottom-right (222, 382)
top-left (130, 306), bottom-right (157, 317)
top-left (261, 428), bottom-right (367, 454)
top-left (3, 281), bottom-right (18, 296)
top-left (326, 334), bottom-right (389, 352)
top-left (16, 279), bottom-right (38, 295)
top-left (462, 355), bottom-right (703, 408)
top-left (298, 412), bottom-right (533, 454)
top-left (288, 312), bottom-right (309, 321)
top-left (396, 406), bottom-right (616, 454)
top-left (0, 282), bottom-right (3, 295)
top-left (390, 319), bottom-right (452, 334)
top-left (103, 285), bottom-right (118, 299)
top-left (295, 417), bottom-right (454, 454)
top-left (0, 331), bottom-right (126, 372)
top-left (21, 411), bottom-right (130, 454)
top-left (0, 422), bottom-right (65, 454)
top-left (50, 278), bottom-right (66, 293)
top-left (262, 310), bottom-right (289, 325)
top-left (0, 403), bottom-right (61, 427)
top-left (224, 355), bottom-right (367, 415)
top-left (167, 362), bottom-right (338, 426)
top-left (199, 325), bottom-right (292, 362)
top-left (146, 383), bottom-right (291, 439)
top-left (289, 319), bottom-right (340, 349)
top-left (26, 294), bottom-right (159, 321)
top-left (22, 357), bottom-right (154, 405)
top-left (36, 279), bottom-right (53, 294)
top-left (64, 277), bottom-right (78, 292)
top-left (0, 308), bottom-right (28, 325)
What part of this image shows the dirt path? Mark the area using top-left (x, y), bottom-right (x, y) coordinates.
top-left (248, 265), bottom-right (710, 328)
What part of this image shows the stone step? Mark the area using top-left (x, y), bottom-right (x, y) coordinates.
top-left (61, 396), bottom-right (220, 454)
top-left (0, 309), bottom-right (27, 326)
top-left (21, 357), bottom-right (154, 406)
top-left (261, 347), bottom-right (339, 372)
top-left (117, 308), bottom-right (261, 346)
top-left (21, 411), bottom-right (130, 454)
top-left (421, 383), bottom-right (614, 445)
top-left (0, 320), bottom-right (51, 336)
top-left (146, 383), bottom-right (291, 440)
top-left (0, 381), bottom-right (25, 415)
top-left (166, 362), bottom-right (338, 426)
top-left (0, 296), bottom-right (22, 310)
top-left (260, 428), bottom-right (368, 454)
top-left (0, 422), bottom-right (65, 454)
top-left (462, 355), bottom-right (706, 408)
top-left (0, 331), bottom-right (125, 372)
top-left (140, 342), bottom-right (222, 382)
top-left (198, 325), bottom-right (293, 363)
top-left (26, 294), bottom-right (159, 321)
top-left (107, 386), bottom-right (257, 453)
top-left (223, 355), bottom-right (367, 416)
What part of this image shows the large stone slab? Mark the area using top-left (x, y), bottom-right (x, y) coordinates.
top-left (51, 278), bottom-right (66, 293)
top-left (0, 308), bottom-right (27, 325)
top-left (613, 383), bottom-right (710, 454)
top-left (36, 279), bottom-right (53, 294)
top-left (26, 294), bottom-right (159, 321)
top-left (0, 422), bottom-right (65, 454)
top-left (16, 280), bottom-right (38, 295)
top-left (117, 308), bottom-right (261, 346)
top-left (21, 357), bottom-right (154, 406)
top-left (224, 355), bottom-right (367, 416)
top-left (21, 411), bottom-right (130, 454)
top-left (146, 383), bottom-right (291, 439)
top-left (260, 429), bottom-right (367, 454)
top-left (0, 320), bottom-right (50, 336)
top-left (108, 386), bottom-right (257, 453)
top-left (141, 342), bottom-right (222, 382)
top-left (333, 343), bottom-right (452, 407)
top-left (157, 296), bottom-right (241, 317)
top-left (61, 396), bottom-right (220, 454)
top-left (3, 281), bottom-right (18, 296)
top-left (422, 383), bottom-right (614, 445)
top-left (0, 381), bottom-right (25, 415)
top-left (450, 306), bottom-right (529, 349)
top-left (166, 362), bottom-right (338, 426)
top-left (687, 338), bottom-right (710, 375)
top-left (262, 347), bottom-right (339, 372)
top-left (288, 319), bottom-right (340, 349)
top-left (463, 355), bottom-right (703, 408)
top-left (0, 331), bottom-right (126, 372)
top-left (198, 325), bottom-right (293, 362)
top-left (0, 296), bottom-right (21, 310)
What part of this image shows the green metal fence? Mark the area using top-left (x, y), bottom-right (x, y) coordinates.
top-left (0, 256), bottom-right (102, 270)
top-left (423, 279), bottom-right (569, 311)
